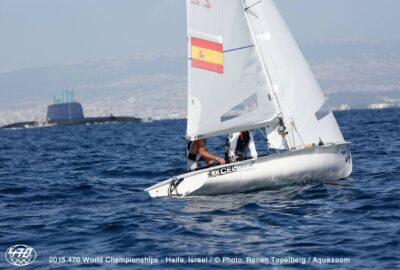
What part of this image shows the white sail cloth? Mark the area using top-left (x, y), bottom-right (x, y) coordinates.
top-left (243, 0), bottom-right (345, 149)
top-left (186, 0), bottom-right (278, 140)
top-left (186, 0), bottom-right (345, 149)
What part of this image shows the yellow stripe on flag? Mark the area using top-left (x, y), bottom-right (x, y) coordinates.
top-left (192, 46), bottom-right (223, 65)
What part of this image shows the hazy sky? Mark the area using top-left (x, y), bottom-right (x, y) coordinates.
top-left (0, 0), bottom-right (399, 72)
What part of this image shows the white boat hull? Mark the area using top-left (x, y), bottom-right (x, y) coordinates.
top-left (145, 143), bottom-right (352, 197)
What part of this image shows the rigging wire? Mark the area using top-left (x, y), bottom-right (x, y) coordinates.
top-left (290, 120), bottom-right (306, 148)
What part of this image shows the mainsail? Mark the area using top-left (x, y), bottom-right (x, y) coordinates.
top-left (186, 0), bottom-right (345, 149)
top-left (186, 0), bottom-right (278, 140)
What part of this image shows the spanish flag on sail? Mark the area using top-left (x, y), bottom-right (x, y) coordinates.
top-left (191, 37), bottom-right (223, 74)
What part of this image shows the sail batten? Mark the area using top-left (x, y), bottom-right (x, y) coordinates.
top-left (223, 45), bottom-right (255, 53)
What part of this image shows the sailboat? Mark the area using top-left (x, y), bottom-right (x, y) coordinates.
top-left (145, 0), bottom-right (352, 197)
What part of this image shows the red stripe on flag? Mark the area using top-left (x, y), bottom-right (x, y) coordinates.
top-left (191, 37), bottom-right (223, 52)
top-left (192, 59), bottom-right (223, 74)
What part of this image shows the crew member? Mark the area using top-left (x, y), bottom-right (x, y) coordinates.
top-left (186, 139), bottom-right (226, 172)
top-left (225, 131), bottom-right (257, 163)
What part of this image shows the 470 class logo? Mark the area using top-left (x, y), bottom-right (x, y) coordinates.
top-left (208, 165), bottom-right (237, 179)
top-left (5, 244), bottom-right (37, 267)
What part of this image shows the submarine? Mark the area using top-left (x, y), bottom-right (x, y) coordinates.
top-left (1, 91), bottom-right (141, 129)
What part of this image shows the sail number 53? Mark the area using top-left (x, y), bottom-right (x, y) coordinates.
top-left (191, 0), bottom-right (211, 9)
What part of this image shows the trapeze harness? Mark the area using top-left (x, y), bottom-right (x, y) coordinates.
top-left (186, 140), bottom-right (206, 172)
top-left (225, 131), bottom-right (251, 163)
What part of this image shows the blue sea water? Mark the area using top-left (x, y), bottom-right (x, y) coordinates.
top-left (0, 108), bottom-right (399, 270)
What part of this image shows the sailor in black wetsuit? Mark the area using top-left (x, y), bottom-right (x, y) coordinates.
top-left (186, 139), bottom-right (226, 171)
top-left (225, 131), bottom-right (257, 163)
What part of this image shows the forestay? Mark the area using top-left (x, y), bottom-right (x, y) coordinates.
top-left (186, 0), bottom-right (278, 140)
top-left (243, 0), bottom-right (345, 149)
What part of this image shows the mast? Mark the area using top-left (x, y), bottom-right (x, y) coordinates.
top-left (241, 0), bottom-right (289, 149)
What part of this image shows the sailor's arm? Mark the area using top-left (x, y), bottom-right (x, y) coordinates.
top-left (196, 141), bottom-right (225, 165)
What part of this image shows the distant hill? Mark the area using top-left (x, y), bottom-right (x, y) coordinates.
top-left (0, 51), bottom-right (186, 106)
top-left (0, 41), bottom-right (399, 125)
top-left (0, 51), bottom-right (187, 124)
